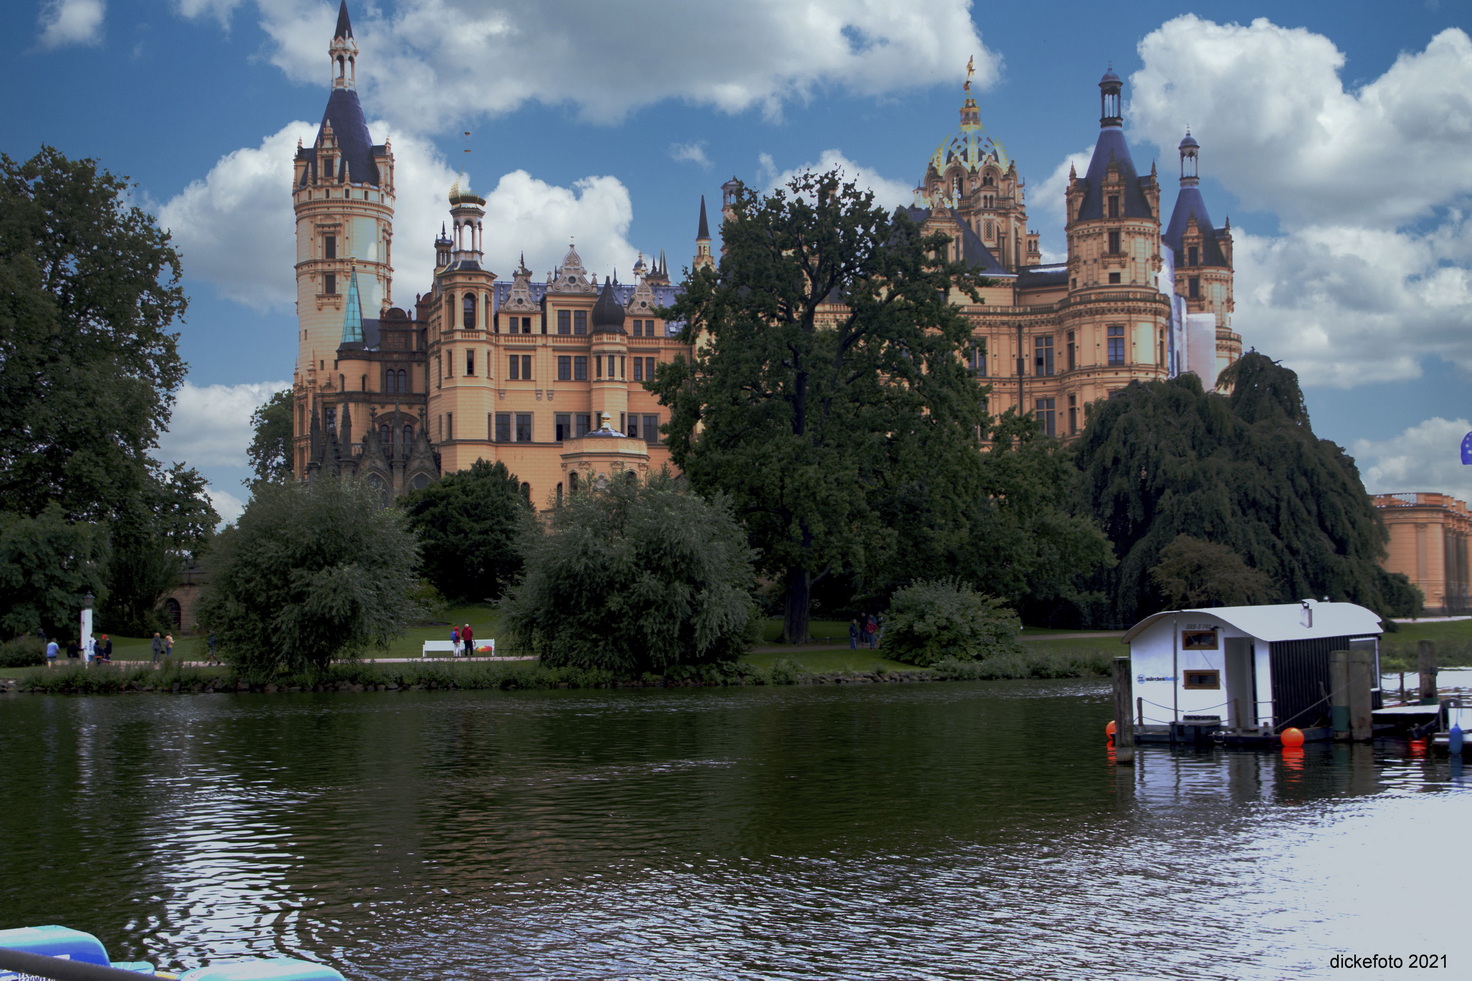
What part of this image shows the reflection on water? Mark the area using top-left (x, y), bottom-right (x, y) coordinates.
top-left (0, 682), bottom-right (1465, 980)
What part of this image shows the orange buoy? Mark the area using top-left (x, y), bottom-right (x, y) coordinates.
top-left (1280, 727), bottom-right (1305, 748)
top-left (1409, 738), bottom-right (1428, 756)
top-left (1106, 720), bottom-right (1117, 745)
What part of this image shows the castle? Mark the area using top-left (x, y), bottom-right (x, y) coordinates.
top-left (291, 3), bottom-right (1236, 505)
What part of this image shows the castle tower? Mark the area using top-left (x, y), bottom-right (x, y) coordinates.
top-left (915, 60), bottom-right (1028, 272)
top-left (590, 277), bottom-right (630, 427)
top-left (693, 196), bottom-right (715, 272)
top-left (292, 0), bottom-right (395, 477)
top-left (1163, 130), bottom-right (1239, 377)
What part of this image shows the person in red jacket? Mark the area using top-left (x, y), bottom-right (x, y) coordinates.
top-left (462, 622), bottom-right (474, 657)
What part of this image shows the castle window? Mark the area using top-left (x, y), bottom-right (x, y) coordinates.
top-left (463, 294), bottom-right (477, 329)
top-left (494, 413), bottom-right (510, 442)
top-left (1035, 398), bottom-right (1056, 437)
top-left (968, 344), bottom-right (986, 377)
top-left (1107, 325), bottom-right (1125, 366)
top-left (466, 350), bottom-right (475, 376)
top-left (1108, 230), bottom-right (1121, 254)
top-left (557, 310), bottom-right (571, 334)
top-left (404, 424), bottom-right (413, 447)
top-left (325, 407), bottom-right (336, 434)
top-left (575, 413), bottom-right (591, 438)
top-left (516, 413), bottom-right (533, 442)
top-left (985, 219), bottom-right (994, 239)
top-left (573, 310), bottom-right (588, 335)
top-left (574, 356), bottom-right (588, 381)
top-left (594, 357), bottom-right (602, 380)
top-left (361, 375), bottom-right (367, 391)
top-left (1108, 195), bottom-right (1119, 218)
top-left (1188, 246), bottom-right (1199, 267)
top-left (608, 355), bottom-right (618, 379)
top-left (1189, 277), bottom-right (1200, 299)
top-left (558, 356), bottom-right (572, 381)
top-left (399, 369), bottom-right (408, 393)
top-left (445, 413), bottom-right (453, 440)
top-left (556, 413), bottom-right (571, 441)
top-left (1108, 272), bottom-right (1121, 284)
top-left (642, 414), bottom-right (660, 445)
top-left (1067, 331), bottom-right (1076, 371)
top-left (508, 354), bottom-right (531, 380)
top-left (325, 235), bottom-right (336, 259)
top-left (380, 424), bottom-right (391, 446)
top-left (1034, 335), bottom-right (1054, 377)
top-left (643, 356), bottom-right (655, 380)
top-left (1068, 394), bottom-right (1078, 435)
top-left (325, 273), bottom-right (336, 295)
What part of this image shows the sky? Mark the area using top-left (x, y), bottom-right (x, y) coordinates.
top-left (4, 0), bottom-right (1472, 525)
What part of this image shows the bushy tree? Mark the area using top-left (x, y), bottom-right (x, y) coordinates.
top-left (1, 146), bottom-right (216, 629)
top-left (882, 578), bottom-right (1023, 667)
top-left (247, 388), bottom-right (294, 491)
top-left (400, 459), bottom-right (531, 603)
top-left (651, 170), bottom-right (988, 643)
top-left (503, 474), bottom-right (758, 673)
top-left (197, 476), bottom-right (420, 675)
top-left (0, 506), bottom-right (108, 640)
top-left (1149, 534), bottom-right (1276, 609)
top-left (1075, 353), bottom-right (1409, 623)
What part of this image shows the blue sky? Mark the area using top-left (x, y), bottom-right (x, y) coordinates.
top-left (5, 0), bottom-right (1472, 523)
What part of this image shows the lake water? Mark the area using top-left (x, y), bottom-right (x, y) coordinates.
top-left (1, 680), bottom-right (1466, 980)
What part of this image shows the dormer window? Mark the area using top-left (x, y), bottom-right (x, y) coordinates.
top-left (1107, 194), bottom-right (1120, 218)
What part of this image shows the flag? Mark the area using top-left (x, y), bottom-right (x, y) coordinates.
top-left (1462, 431), bottom-right (1472, 464)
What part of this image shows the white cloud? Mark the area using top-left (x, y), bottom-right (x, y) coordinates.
top-left (159, 380), bottom-right (290, 469)
top-left (1230, 223), bottom-right (1472, 387)
top-left (159, 120), bottom-right (641, 313)
top-left (171, 0), bottom-right (244, 28)
top-left (36, 0), bottom-right (105, 50)
top-left (760, 149), bottom-right (914, 210)
top-left (1132, 17), bottom-right (1472, 228)
top-left (1128, 17), bottom-right (1472, 391)
top-left (207, 486), bottom-right (248, 526)
top-left (1028, 144), bottom-right (1093, 260)
top-left (670, 142), bottom-right (712, 168)
top-left (1354, 417), bottom-right (1472, 503)
top-left (230, 0), bottom-right (992, 134)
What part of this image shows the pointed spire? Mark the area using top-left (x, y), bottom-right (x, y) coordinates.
top-left (335, 0), bottom-right (353, 40)
top-left (697, 195), bottom-right (711, 240)
top-left (341, 266), bottom-right (364, 345)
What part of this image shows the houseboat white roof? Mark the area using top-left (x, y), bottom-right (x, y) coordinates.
top-left (1122, 599), bottom-right (1384, 645)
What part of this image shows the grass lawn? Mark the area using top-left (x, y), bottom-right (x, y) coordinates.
top-left (1381, 618), bottom-right (1472, 668)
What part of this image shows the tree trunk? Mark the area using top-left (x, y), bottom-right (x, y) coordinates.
top-left (782, 566), bottom-right (813, 644)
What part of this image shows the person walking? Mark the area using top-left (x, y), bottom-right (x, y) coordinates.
top-left (865, 615), bottom-right (878, 649)
top-left (848, 619), bottom-right (859, 650)
top-left (151, 632), bottom-right (164, 664)
top-left (45, 638), bottom-right (59, 667)
top-left (451, 626), bottom-right (460, 657)
top-left (98, 634), bottom-right (113, 662)
top-left (164, 634), bottom-right (174, 659)
top-left (462, 623), bottom-right (474, 658)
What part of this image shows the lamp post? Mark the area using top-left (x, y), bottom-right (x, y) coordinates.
top-left (80, 591), bottom-right (95, 666)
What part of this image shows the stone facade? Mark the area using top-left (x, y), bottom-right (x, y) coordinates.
top-left (1373, 492), bottom-right (1472, 615)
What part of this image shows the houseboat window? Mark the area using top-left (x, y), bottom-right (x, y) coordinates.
top-left (1181, 628), bottom-right (1218, 650)
top-left (1183, 670), bottom-right (1221, 690)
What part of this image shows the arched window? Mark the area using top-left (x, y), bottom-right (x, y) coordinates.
top-left (164, 598), bottom-right (182, 629)
top-left (361, 375), bottom-right (367, 391)
top-left (398, 369), bottom-right (408, 393)
top-left (464, 293), bottom-right (477, 329)
top-left (379, 424), bottom-right (391, 446)
top-left (403, 424), bottom-right (414, 447)
top-left (568, 471), bottom-right (580, 493)
top-left (521, 482), bottom-right (531, 502)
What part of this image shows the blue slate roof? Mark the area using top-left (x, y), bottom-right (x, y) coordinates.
top-left (1163, 186), bottom-right (1228, 266)
top-left (1016, 264), bottom-right (1068, 290)
top-left (299, 88), bottom-right (381, 187)
top-left (492, 280), bottom-right (685, 335)
top-left (1075, 127), bottom-right (1154, 221)
top-left (899, 206), bottom-right (1013, 278)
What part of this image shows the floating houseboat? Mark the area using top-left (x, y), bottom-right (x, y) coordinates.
top-left (1122, 599), bottom-right (1384, 746)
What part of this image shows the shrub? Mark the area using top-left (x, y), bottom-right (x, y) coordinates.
top-left (882, 578), bottom-right (1023, 667)
top-left (0, 637), bottom-right (45, 668)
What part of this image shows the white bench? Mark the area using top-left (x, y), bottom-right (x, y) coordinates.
top-left (420, 639), bottom-right (497, 658)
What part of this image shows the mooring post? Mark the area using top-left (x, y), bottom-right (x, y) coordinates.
top-left (1112, 657), bottom-right (1134, 765)
top-left (1329, 650), bottom-right (1350, 738)
top-left (1348, 649), bottom-right (1374, 741)
top-left (1418, 640), bottom-right (1438, 704)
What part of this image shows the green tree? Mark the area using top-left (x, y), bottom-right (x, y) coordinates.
top-left (0, 506), bottom-right (108, 640)
top-left (1074, 352), bottom-right (1406, 623)
top-left (400, 459), bottom-right (531, 603)
top-left (1149, 534), bottom-right (1277, 609)
top-left (882, 577), bottom-right (1023, 668)
top-left (247, 388), bottom-right (294, 490)
top-left (503, 474), bottom-right (758, 673)
top-left (0, 146), bottom-right (217, 628)
top-left (650, 170), bottom-right (988, 643)
top-left (197, 476), bottom-right (420, 675)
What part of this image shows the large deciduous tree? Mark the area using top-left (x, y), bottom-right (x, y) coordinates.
top-left (400, 459), bottom-right (531, 604)
top-left (650, 170), bottom-right (988, 643)
top-left (197, 476), bottom-right (420, 675)
top-left (1074, 352), bottom-right (1413, 624)
top-left (0, 146), bottom-right (216, 631)
top-left (503, 474), bottom-right (758, 673)
top-left (247, 388), bottom-right (294, 491)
